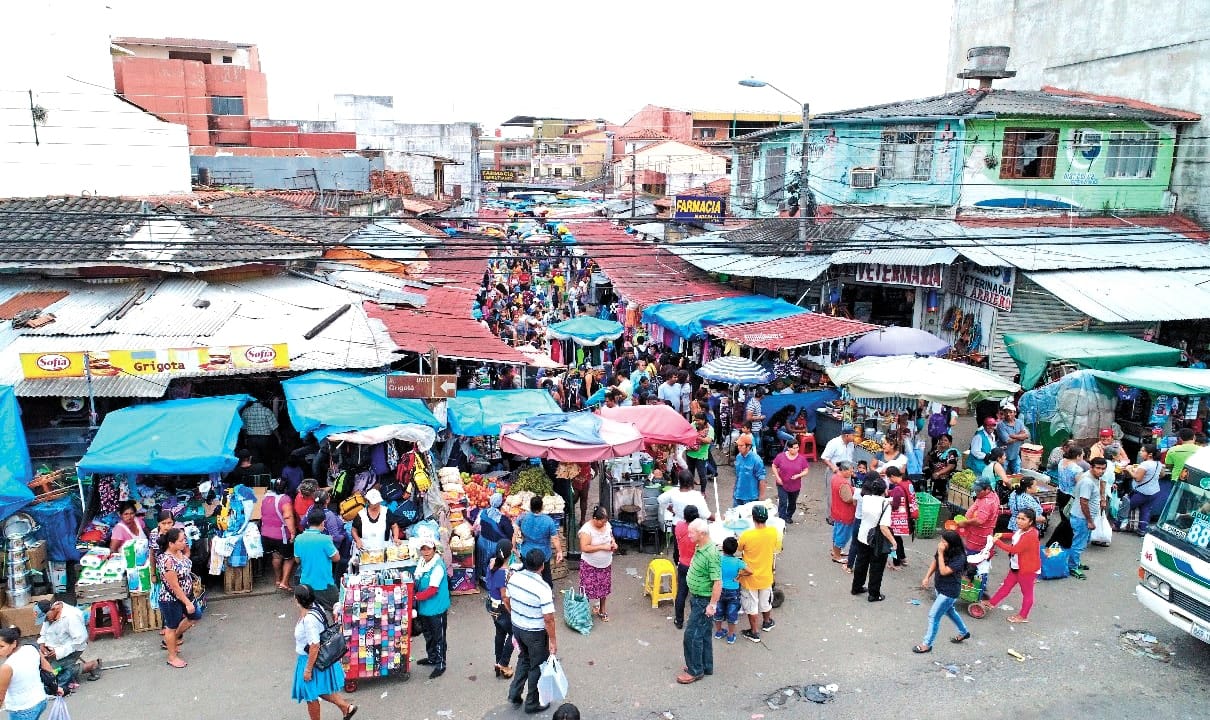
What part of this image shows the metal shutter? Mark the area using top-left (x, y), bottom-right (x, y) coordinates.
top-left (989, 276), bottom-right (1086, 380)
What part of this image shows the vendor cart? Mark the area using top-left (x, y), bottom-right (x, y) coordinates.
top-left (338, 560), bottom-right (415, 692)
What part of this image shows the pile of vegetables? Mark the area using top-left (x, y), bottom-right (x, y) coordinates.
top-left (859, 439), bottom-right (882, 452)
top-left (513, 466), bottom-right (554, 496)
top-left (950, 468), bottom-right (977, 491)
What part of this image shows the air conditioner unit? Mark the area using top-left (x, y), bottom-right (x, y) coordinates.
top-left (850, 168), bottom-right (878, 189)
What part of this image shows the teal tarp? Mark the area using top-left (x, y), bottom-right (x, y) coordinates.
top-left (0, 387), bottom-right (34, 523)
top-left (1003, 332), bottom-right (1182, 389)
top-left (447, 390), bottom-right (561, 437)
top-left (282, 371), bottom-right (442, 441)
top-left (78, 395), bottom-right (251, 476)
top-left (1089, 366), bottom-right (1210, 397)
top-left (547, 317), bottom-right (624, 346)
top-left (641, 296), bottom-right (806, 339)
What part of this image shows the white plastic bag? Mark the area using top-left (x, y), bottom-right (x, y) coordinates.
top-left (537, 654), bottom-right (568, 706)
top-left (1091, 511), bottom-right (1113, 546)
top-left (243, 523), bottom-right (264, 559)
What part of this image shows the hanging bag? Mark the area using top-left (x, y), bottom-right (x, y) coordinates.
top-left (309, 606), bottom-right (348, 671)
top-left (537, 655), bottom-right (569, 706)
top-left (561, 587), bottom-right (594, 635)
top-left (47, 696), bottom-right (71, 720)
top-left (889, 489), bottom-right (911, 536)
top-left (865, 501), bottom-right (893, 556)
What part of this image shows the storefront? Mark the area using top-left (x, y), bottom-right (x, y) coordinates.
top-left (830, 262), bottom-right (946, 329)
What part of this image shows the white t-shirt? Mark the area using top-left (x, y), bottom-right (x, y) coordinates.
top-left (578, 521), bottom-right (615, 569)
top-left (294, 610), bottom-right (324, 656)
top-left (879, 453), bottom-right (908, 476)
top-left (855, 495), bottom-right (891, 546)
top-left (821, 437), bottom-right (855, 468)
top-left (2, 645), bottom-right (45, 711)
top-left (658, 488), bottom-right (710, 524)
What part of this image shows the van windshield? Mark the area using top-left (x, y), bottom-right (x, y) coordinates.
top-left (1154, 466), bottom-right (1210, 562)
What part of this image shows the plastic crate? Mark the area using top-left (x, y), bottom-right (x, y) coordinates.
top-left (914, 492), bottom-right (942, 539)
top-left (959, 576), bottom-right (983, 603)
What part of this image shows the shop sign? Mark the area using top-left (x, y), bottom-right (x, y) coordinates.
top-left (481, 169), bottom-right (517, 183)
top-left (952, 265), bottom-right (1016, 311)
top-left (19, 343), bottom-right (289, 380)
top-left (386, 374), bottom-right (457, 399)
top-left (854, 263), bottom-right (943, 288)
top-left (673, 195), bottom-right (725, 222)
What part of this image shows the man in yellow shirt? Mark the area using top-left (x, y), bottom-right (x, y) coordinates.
top-left (736, 505), bottom-right (782, 643)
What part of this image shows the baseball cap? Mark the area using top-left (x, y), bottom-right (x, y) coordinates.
top-left (1099, 428), bottom-right (1114, 438)
top-left (841, 424), bottom-right (856, 434)
top-left (751, 505), bottom-right (769, 523)
top-left (417, 537), bottom-right (438, 549)
top-left (983, 417), bottom-right (998, 428)
top-left (972, 478), bottom-right (993, 492)
top-left (365, 488), bottom-right (384, 505)
top-left (1002, 403), bottom-right (1016, 412)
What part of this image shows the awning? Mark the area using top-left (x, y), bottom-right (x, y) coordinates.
top-left (78, 395), bottom-right (252, 476)
top-left (1003, 332), bottom-right (1182, 389)
top-left (447, 390), bottom-right (561, 437)
top-left (1027, 269), bottom-right (1210, 323)
top-left (1088, 366), bottom-right (1210, 397)
top-left (500, 414), bottom-right (644, 462)
top-left (0, 386), bottom-right (34, 522)
top-left (827, 356), bottom-right (1018, 407)
top-left (597, 404), bottom-right (700, 446)
top-left (547, 317), bottom-right (624, 346)
top-left (642, 296), bottom-right (806, 339)
top-left (707, 313), bottom-right (880, 350)
top-left (282, 371), bottom-right (442, 443)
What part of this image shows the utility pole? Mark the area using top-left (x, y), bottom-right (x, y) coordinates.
top-left (799, 101), bottom-right (813, 250)
top-left (630, 151), bottom-right (636, 218)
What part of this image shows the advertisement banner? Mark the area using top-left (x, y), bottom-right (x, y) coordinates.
top-left (481, 169), bottom-right (517, 183)
top-left (673, 195), bottom-right (725, 222)
top-left (854, 263), bottom-right (943, 288)
top-left (951, 265), bottom-right (1016, 311)
top-left (20, 344), bottom-right (289, 380)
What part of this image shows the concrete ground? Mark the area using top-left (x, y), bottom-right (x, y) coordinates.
top-left (78, 430), bottom-right (1208, 720)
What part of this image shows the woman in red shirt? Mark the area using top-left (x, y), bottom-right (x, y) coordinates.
top-left (980, 507), bottom-right (1041, 623)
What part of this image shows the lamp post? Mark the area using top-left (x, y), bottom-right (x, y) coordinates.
top-left (738, 78), bottom-right (814, 251)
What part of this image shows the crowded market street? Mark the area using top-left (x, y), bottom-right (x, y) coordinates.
top-left (77, 438), bottom-right (1207, 720)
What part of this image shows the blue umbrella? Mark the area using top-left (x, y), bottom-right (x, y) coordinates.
top-left (696, 356), bottom-right (772, 386)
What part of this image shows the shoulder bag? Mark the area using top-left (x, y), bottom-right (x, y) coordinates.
top-left (865, 500), bottom-right (893, 556)
top-left (308, 606), bottom-right (348, 671)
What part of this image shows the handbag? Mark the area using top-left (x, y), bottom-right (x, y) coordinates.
top-left (339, 492), bottom-right (367, 521)
top-left (380, 481), bottom-right (406, 503)
top-left (561, 587), bottom-right (593, 635)
top-left (865, 501), bottom-right (893, 555)
top-left (309, 607), bottom-right (348, 671)
top-left (537, 655), bottom-right (569, 706)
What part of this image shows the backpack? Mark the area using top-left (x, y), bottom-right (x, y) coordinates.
top-left (308, 607), bottom-right (348, 671)
top-left (927, 411), bottom-right (949, 439)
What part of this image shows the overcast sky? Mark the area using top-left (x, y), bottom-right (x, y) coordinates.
top-left (106, 0), bottom-right (955, 129)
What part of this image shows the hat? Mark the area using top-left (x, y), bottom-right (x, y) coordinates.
top-left (751, 505), bottom-right (769, 523)
top-left (1002, 403), bottom-right (1017, 412)
top-left (35, 599), bottom-right (54, 615)
top-left (417, 537), bottom-right (438, 549)
top-left (1099, 428), bottom-right (1114, 439)
top-left (841, 424), bottom-right (856, 434)
top-left (983, 416), bottom-right (998, 428)
top-left (972, 478), bottom-right (993, 492)
top-left (365, 488), bottom-right (384, 505)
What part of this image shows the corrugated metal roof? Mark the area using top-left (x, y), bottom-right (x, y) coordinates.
top-left (945, 225), bottom-right (1210, 271)
top-left (16, 374), bottom-right (171, 398)
top-left (707, 312), bottom-right (880, 350)
top-left (1026, 269), bottom-right (1210, 322)
top-left (664, 239), bottom-right (831, 280)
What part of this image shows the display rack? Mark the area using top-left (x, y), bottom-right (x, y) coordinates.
top-left (338, 570), bottom-right (414, 692)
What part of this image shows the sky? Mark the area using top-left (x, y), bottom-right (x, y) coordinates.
top-left (104, 0), bottom-right (955, 129)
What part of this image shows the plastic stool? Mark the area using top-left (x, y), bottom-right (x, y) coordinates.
top-left (644, 558), bottom-right (677, 608)
top-left (87, 600), bottom-right (123, 641)
top-left (799, 433), bottom-right (818, 462)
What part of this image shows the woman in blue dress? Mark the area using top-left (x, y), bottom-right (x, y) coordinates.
top-left (292, 585), bottom-right (357, 720)
top-left (474, 493), bottom-right (514, 584)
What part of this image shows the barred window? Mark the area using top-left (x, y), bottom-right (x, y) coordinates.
top-left (878, 126), bottom-right (934, 180)
top-left (1105, 131), bottom-right (1159, 178)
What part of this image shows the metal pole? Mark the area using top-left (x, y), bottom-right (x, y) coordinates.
top-left (799, 102), bottom-right (812, 250)
top-left (630, 152), bottom-right (637, 218)
top-left (82, 351), bottom-right (97, 429)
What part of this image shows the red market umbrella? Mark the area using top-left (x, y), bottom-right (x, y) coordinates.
top-left (597, 404), bottom-right (700, 446)
top-left (499, 416), bottom-right (644, 462)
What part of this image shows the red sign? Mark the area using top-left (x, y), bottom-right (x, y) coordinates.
top-left (855, 263), bottom-right (944, 288)
top-left (386, 375), bottom-right (458, 399)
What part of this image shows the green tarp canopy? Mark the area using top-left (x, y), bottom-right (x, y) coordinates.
top-left (1003, 332), bottom-right (1182, 389)
top-left (1089, 366), bottom-right (1210, 397)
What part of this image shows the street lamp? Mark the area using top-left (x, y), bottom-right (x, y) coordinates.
top-left (738, 77), bottom-right (814, 251)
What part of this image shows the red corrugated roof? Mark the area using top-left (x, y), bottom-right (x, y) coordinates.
top-left (365, 240), bottom-right (532, 365)
top-left (574, 220), bottom-right (742, 308)
top-left (707, 313), bottom-right (880, 351)
top-left (954, 212), bottom-right (1207, 241)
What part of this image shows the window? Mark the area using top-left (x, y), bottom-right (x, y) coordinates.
top-left (765, 147), bottom-right (787, 202)
top-left (1000, 127), bottom-right (1058, 179)
top-left (878, 125), bottom-right (934, 180)
top-left (572, 166), bottom-right (582, 178)
top-left (570, 144), bottom-right (583, 155)
top-left (1105, 131), bottom-right (1159, 178)
top-left (699, 128), bottom-right (717, 140)
top-left (737, 149), bottom-right (754, 202)
top-left (168, 50), bottom-right (211, 64)
top-left (222, 55), bottom-right (233, 64)
top-left (210, 96), bottom-right (245, 116)
top-left (553, 167), bottom-right (563, 178)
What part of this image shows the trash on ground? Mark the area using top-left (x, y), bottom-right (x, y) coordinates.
top-left (1118, 630), bottom-right (1174, 663)
top-left (1007, 649), bottom-right (1025, 662)
top-left (636, 638), bottom-right (650, 647)
top-left (765, 687), bottom-right (798, 709)
top-left (802, 685), bottom-right (835, 703)
top-left (907, 599), bottom-right (921, 605)
top-left (625, 567), bottom-right (639, 577)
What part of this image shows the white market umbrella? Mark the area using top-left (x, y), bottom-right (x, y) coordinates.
top-left (827, 355), bottom-right (1019, 407)
top-left (696, 356), bottom-right (772, 386)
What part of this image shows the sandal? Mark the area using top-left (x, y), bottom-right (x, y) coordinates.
top-left (86, 660), bottom-right (103, 681)
top-left (912, 644), bottom-right (932, 654)
top-left (598, 612), bottom-right (610, 622)
top-left (343, 704), bottom-right (359, 720)
top-left (1007, 615), bottom-right (1029, 624)
top-left (166, 659), bottom-right (187, 669)
top-left (950, 632), bottom-right (971, 644)
top-left (830, 557), bottom-right (845, 564)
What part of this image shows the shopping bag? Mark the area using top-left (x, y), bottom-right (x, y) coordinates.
top-left (537, 655), bottom-right (569, 706)
top-left (243, 523), bottom-right (264, 559)
top-left (1091, 512), bottom-right (1113, 547)
top-left (1039, 543), bottom-right (1069, 580)
top-left (48, 696), bottom-right (71, 720)
top-left (561, 588), bottom-right (593, 635)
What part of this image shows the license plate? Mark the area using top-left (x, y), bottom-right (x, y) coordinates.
top-left (1192, 622), bottom-right (1210, 644)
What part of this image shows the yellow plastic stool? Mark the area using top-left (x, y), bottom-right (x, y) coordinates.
top-left (644, 558), bottom-right (677, 608)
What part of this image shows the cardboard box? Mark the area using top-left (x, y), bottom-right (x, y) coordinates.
top-left (26, 543), bottom-right (47, 574)
top-left (0, 594), bottom-right (54, 637)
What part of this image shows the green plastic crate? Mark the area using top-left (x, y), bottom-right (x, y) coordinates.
top-left (915, 491), bottom-right (942, 538)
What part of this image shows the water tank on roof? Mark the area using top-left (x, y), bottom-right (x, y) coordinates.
top-left (966, 46), bottom-right (1011, 72)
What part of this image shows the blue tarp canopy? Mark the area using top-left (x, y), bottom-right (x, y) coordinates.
top-left (547, 317), bottom-right (624, 346)
top-left (760, 390), bottom-right (843, 433)
top-left (282, 371), bottom-right (442, 442)
top-left (447, 390), bottom-right (561, 437)
top-left (642, 296), bottom-right (806, 340)
top-left (0, 386), bottom-right (34, 523)
top-left (78, 395), bottom-right (252, 476)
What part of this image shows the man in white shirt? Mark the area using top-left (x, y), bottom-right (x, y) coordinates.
top-left (37, 600), bottom-right (102, 682)
top-left (658, 374), bottom-right (682, 412)
top-left (658, 471), bottom-right (712, 524)
top-left (504, 549), bottom-right (559, 713)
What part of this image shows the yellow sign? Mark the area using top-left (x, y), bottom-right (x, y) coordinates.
top-left (20, 344), bottom-right (290, 380)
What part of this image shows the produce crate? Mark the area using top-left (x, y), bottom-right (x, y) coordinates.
top-left (130, 591), bottom-right (162, 632)
top-left (223, 564), bottom-right (252, 595)
top-left (914, 492), bottom-right (942, 539)
top-left (946, 485), bottom-right (974, 511)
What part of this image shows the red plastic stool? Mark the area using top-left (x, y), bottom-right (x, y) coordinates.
top-left (87, 601), bottom-right (123, 641)
top-left (799, 433), bottom-right (818, 462)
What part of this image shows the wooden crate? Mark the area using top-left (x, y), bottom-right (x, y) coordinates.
top-left (947, 486), bottom-right (974, 511)
top-left (76, 579), bottom-right (129, 603)
top-left (130, 591), bottom-right (162, 632)
top-left (223, 564), bottom-right (252, 595)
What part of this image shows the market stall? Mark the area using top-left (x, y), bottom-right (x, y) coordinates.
top-left (1003, 331), bottom-right (1181, 389)
top-left (546, 316), bottom-right (624, 368)
top-left (827, 355), bottom-right (1020, 406)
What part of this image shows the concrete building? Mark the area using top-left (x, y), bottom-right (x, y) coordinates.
top-left (945, 0), bottom-right (1210, 224)
top-left (0, 1), bottom-right (190, 197)
top-left (613, 140), bottom-right (729, 196)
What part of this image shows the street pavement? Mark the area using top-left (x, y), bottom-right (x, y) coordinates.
top-left (78, 453), bottom-right (1208, 720)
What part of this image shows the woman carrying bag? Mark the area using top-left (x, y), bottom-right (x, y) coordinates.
top-left (850, 477), bottom-right (895, 603)
top-left (291, 585), bottom-right (357, 720)
top-left (981, 507), bottom-right (1041, 624)
top-left (486, 541), bottom-right (515, 679)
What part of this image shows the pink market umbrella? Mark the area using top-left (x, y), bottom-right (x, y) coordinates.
top-left (846, 326), bottom-right (950, 358)
top-left (597, 404), bottom-right (700, 446)
top-left (500, 416), bottom-right (644, 462)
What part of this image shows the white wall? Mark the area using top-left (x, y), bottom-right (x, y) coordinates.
top-left (0, 1), bottom-right (191, 197)
top-left (946, 0), bottom-right (1210, 222)
top-left (614, 141), bottom-right (728, 194)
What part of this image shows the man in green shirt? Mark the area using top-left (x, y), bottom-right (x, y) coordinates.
top-left (678, 519), bottom-right (721, 685)
top-left (1165, 428), bottom-right (1199, 481)
top-left (685, 413), bottom-right (715, 493)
